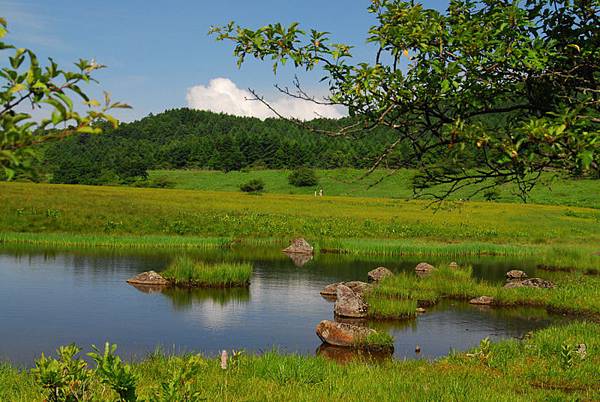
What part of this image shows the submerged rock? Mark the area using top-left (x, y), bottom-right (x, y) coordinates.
top-left (469, 296), bottom-right (495, 305)
top-left (282, 238), bottom-right (314, 255)
top-left (367, 267), bottom-right (394, 283)
top-left (506, 270), bottom-right (528, 280)
top-left (321, 281), bottom-right (372, 299)
top-left (315, 320), bottom-right (375, 347)
top-left (504, 278), bottom-right (555, 289)
top-left (415, 262), bottom-right (435, 273)
top-left (334, 284), bottom-right (368, 318)
top-left (126, 271), bottom-right (169, 286)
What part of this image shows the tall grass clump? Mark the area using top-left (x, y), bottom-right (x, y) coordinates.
top-left (162, 256), bottom-right (252, 288)
top-left (365, 294), bottom-right (418, 320)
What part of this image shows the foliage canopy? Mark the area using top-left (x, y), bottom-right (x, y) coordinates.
top-left (211, 0), bottom-right (600, 200)
top-left (0, 18), bottom-right (129, 179)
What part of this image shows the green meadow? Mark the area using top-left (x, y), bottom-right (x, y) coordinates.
top-left (1, 181), bottom-right (598, 271)
top-left (148, 168), bottom-right (600, 209)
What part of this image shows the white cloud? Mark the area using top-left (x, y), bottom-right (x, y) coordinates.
top-left (186, 78), bottom-right (345, 120)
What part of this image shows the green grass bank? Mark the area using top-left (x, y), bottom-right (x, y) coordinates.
top-left (1, 322), bottom-right (598, 401)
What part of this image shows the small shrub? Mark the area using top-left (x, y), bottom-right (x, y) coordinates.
top-left (483, 189), bottom-right (500, 201)
top-left (240, 179), bottom-right (265, 193)
top-left (288, 167), bottom-right (318, 187)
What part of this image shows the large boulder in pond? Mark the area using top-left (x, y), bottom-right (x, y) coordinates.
top-left (504, 278), bottom-right (555, 289)
top-left (316, 320), bottom-right (375, 347)
top-left (334, 284), bottom-right (368, 318)
top-left (469, 296), bottom-right (495, 305)
top-left (283, 238), bottom-right (314, 255)
top-left (367, 267), bottom-right (394, 283)
top-left (127, 271), bottom-right (169, 286)
top-left (320, 281), bottom-right (371, 299)
top-left (506, 270), bottom-right (528, 280)
top-left (415, 262), bottom-right (435, 273)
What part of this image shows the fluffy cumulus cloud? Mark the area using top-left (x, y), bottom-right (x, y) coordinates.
top-left (186, 78), bottom-right (344, 120)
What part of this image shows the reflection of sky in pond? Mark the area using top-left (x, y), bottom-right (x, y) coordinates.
top-left (0, 247), bottom-right (569, 366)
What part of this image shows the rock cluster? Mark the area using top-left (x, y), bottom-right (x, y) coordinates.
top-left (504, 270), bottom-right (555, 289)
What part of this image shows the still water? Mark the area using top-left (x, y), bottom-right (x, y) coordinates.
top-left (0, 247), bottom-right (567, 366)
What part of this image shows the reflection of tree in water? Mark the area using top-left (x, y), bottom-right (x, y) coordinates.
top-left (160, 287), bottom-right (250, 311)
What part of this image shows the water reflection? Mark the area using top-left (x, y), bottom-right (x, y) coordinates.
top-left (0, 246), bottom-right (569, 367)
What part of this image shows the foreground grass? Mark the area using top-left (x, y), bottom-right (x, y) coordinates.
top-left (369, 266), bottom-right (600, 319)
top-left (162, 256), bottom-right (252, 287)
top-left (1, 322), bottom-right (598, 401)
top-left (149, 168), bottom-right (600, 209)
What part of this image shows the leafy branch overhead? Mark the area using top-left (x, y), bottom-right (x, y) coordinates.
top-left (211, 0), bottom-right (599, 200)
top-left (0, 17), bottom-right (130, 179)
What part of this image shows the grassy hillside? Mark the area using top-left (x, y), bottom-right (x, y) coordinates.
top-left (148, 169), bottom-right (600, 209)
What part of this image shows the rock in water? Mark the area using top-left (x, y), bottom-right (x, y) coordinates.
top-left (344, 281), bottom-right (372, 296)
top-left (126, 271), bottom-right (169, 286)
top-left (367, 267), bottom-right (394, 283)
top-left (504, 278), bottom-right (555, 289)
top-left (334, 284), bottom-right (368, 318)
top-left (505, 270), bottom-right (528, 280)
top-left (320, 281), bottom-right (372, 299)
top-left (469, 296), bottom-right (495, 305)
top-left (415, 262), bottom-right (435, 273)
top-left (315, 320), bottom-right (376, 347)
top-left (283, 238), bottom-right (314, 255)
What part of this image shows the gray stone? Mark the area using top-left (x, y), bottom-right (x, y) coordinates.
top-left (320, 281), bottom-right (372, 299)
top-left (283, 238), bottom-right (314, 255)
top-left (126, 271), bottom-right (169, 286)
top-left (504, 278), bottom-right (555, 289)
top-left (367, 267), bottom-right (394, 283)
top-left (316, 320), bottom-right (376, 348)
top-left (506, 270), bottom-right (528, 280)
top-left (334, 284), bottom-right (368, 318)
top-left (415, 262), bottom-right (435, 273)
top-left (469, 296), bottom-right (495, 305)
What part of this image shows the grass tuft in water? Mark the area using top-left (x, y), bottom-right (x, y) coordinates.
top-left (162, 256), bottom-right (252, 288)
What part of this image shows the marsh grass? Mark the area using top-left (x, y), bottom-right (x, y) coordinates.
top-left (162, 256), bottom-right (253, 288)
top-left (365, 295), bottom-right (418, 320)
top-left (2, 322), bottom-right (598, 401)
top-left (369, 266), bottom-right (600, 318)
top-left (354, 332), bottom-right (395, 351)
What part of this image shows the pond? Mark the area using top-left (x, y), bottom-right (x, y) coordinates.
top-left (0, 246), bottom-right (569, 366)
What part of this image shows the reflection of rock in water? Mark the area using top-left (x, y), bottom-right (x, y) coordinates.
top-left (316, 344), bottom-right (393, 364)
top-left (284, 252), bottom-right (313, 267)
top-left (128, 283), bottom-right (168, 294)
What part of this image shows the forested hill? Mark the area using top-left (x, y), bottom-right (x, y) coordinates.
top-left (44, 108), bottom-right (401, 184)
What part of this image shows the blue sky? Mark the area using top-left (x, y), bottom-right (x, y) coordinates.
top-left (2, 0), bottom-right (447, 121)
